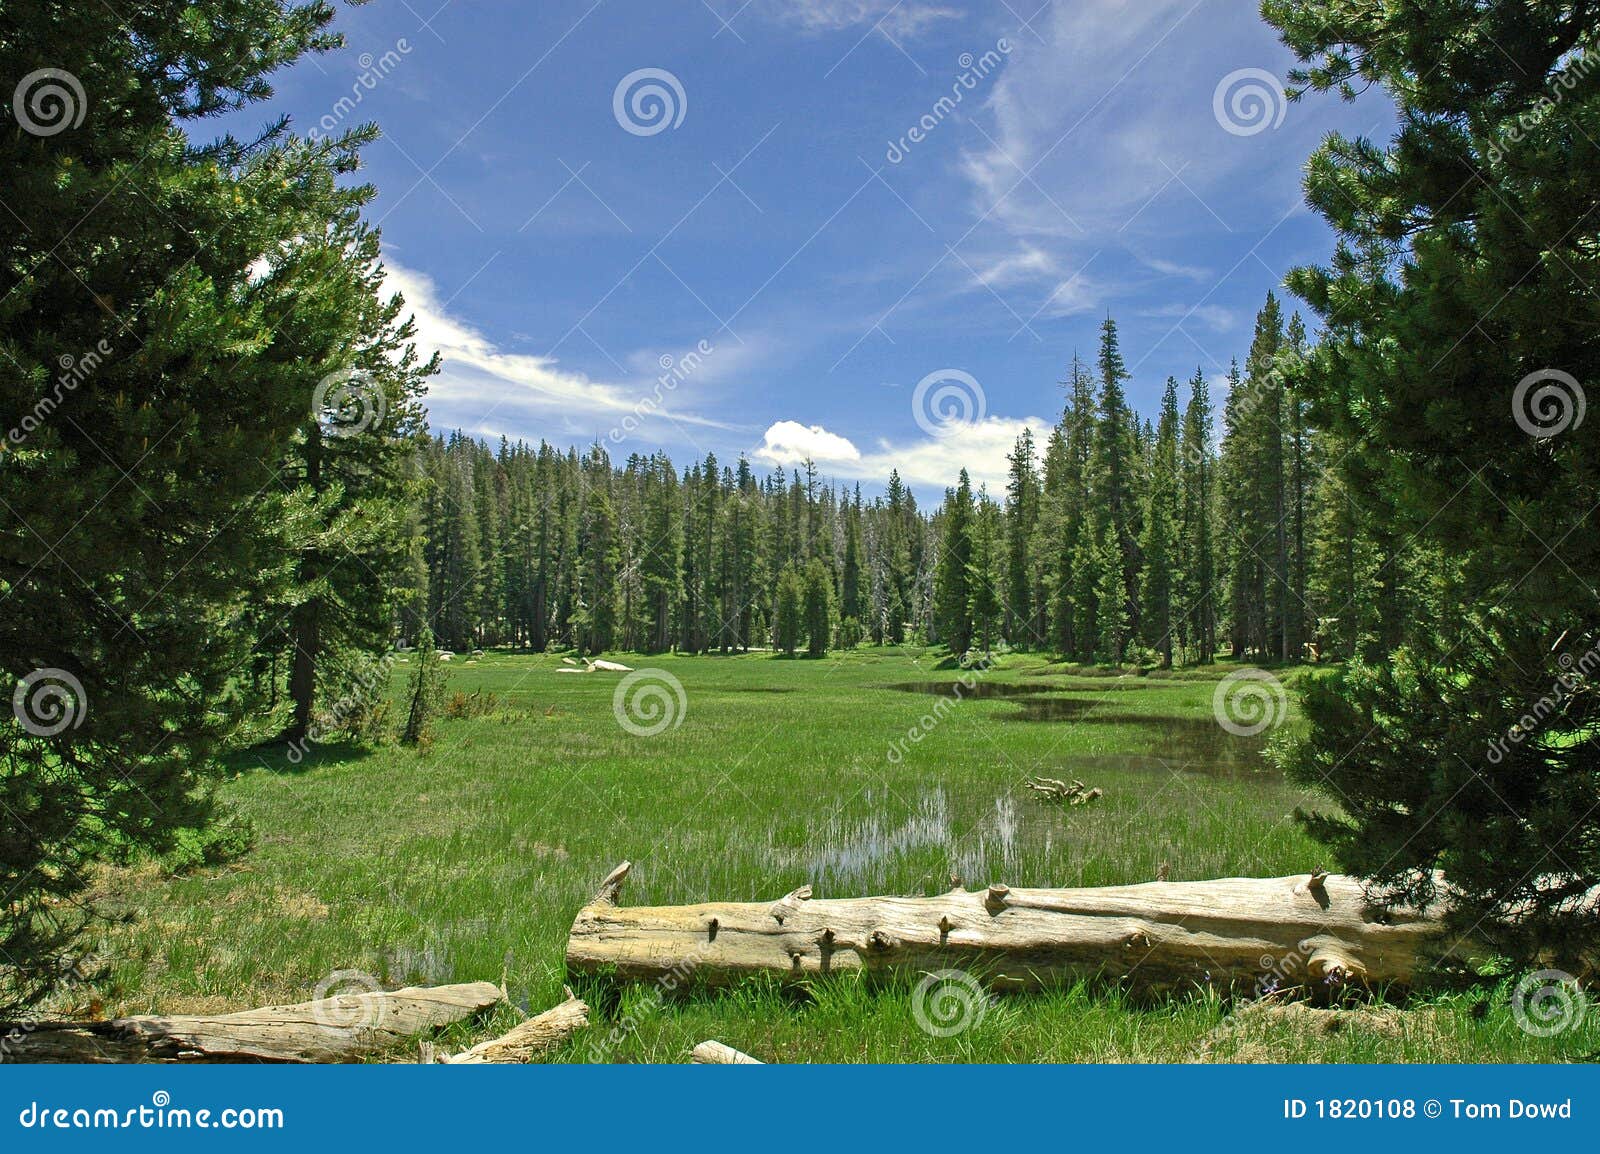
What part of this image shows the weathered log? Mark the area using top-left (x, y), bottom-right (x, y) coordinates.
top-left (565, 863), bottom-right (1459, 992)
top-left (5, 982), bottom-right (504, 1063)
top-left (1024, 776), bottom-right (1103, 805)
top-left (691, 1040), bottom-right (763, 1064)
top-left (443, 994), bottom-right (589, 1063)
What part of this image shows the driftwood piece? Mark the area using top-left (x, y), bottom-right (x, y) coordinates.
top-left (442, 994), bottom-right (589, 1064)
top-left (691, 1040), bottom-right (763, 1064)
top-left (566, 862), bottom-right (1458, 993)
top-left (6, 982), bottom-right (504, 1064)
top-left (1024, 776), bottom-right (1103, 805)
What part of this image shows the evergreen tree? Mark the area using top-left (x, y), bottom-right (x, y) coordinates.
top-left (802, 558), bottom-right (833, 658)
top-left (1093, 318), bottom-right (1140, 643)
top-left (1003, 428), bottom-right (1040, 646)
top-left (968, 493), bottom-right (1004, 655)
top-left (774, 568), bottom-right (803, 656)
top-left (1179, 368), bottom-right (1217, 662)
top-left (0, 0), bottom-right (421, 1004)
top-left (1266, 0), bottom-right (1600, 953)
top-left (933, 470), bottom-right (975, 655)
top-left (1139, 379), bottom-right (1182, 666)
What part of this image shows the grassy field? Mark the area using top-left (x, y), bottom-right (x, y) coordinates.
top-left (74, 648), bottom-right (1598, 1062)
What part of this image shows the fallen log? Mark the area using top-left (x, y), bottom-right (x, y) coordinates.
top-left (565, 862), bottom-right (1459, 993)
top-left (6, 982), bottom-right (504, 1063)
top-left (1024, 776), bottom-right (1103, 805)
top-left (443, 994), bottom-right (589, 1063)
top-left (691, 1040), bottom-right (763, 1064)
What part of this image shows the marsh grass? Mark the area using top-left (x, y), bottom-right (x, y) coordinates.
top-left (71, 647), bottom-right (1598, 1063)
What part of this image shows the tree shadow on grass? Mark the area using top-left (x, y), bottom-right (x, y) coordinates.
top-left (227, 738), bottom-right (380, 776)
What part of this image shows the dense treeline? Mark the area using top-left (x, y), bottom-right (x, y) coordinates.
top-left (412, 301), bottom-right (1371, 670)
top-left (415, 436), bottom-right (925, 657)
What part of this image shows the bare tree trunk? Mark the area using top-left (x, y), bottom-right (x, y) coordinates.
top-left (8, 982), bottom-right (503, 1063)
top-left (567, 863), bottom-right (1460, 994)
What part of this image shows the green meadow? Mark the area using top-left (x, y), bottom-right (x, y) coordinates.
top-left (79, 649), bottom-right (1597, 1063)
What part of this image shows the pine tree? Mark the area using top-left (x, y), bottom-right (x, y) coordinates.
top-left (1003, 428), bottom-right (1039, 646)
top-left (802, 558), bottom-right (833, 657)
top-left (0, 0), bottom-right (418, 1005)
top-left (933, 470), bottom-right (975, 655)
top-left (1093, 318), bottom-right (1140, 643)
top-left (1139, 378), bottom-right (1182, 666)
top-left (774, 568), bottom-right (803, 656)
top-left (968, 493), bottom-right (1004, 655)
top-left (1179, 368), bottom-right (1217, 662)
top-left (1266, 0), bottom-right (1600, 954)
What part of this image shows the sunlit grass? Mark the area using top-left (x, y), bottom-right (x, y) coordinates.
top-left (80, 647), bottom-right (1598, 1062)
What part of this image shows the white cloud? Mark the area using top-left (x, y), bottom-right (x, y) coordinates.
top-left (755, 420), bottom-right (863, 466)
top-left (382, 257), bottom-right (737, 438)
top-left (754, 415), bottom-right (1046, 493)
top-left (1141, 301), bottom-right (1238, 332)
top-left (971, 244), bottom-right (1057, 288)
top-left (735, 0), bottom-right (961, 38)
top-left (951, 0), bottom-right (1386, 318)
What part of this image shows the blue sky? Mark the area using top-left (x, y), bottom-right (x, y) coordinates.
top-left (231, 0), bottom-right (1393, 499)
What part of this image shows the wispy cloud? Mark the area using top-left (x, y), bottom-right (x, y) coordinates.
top-left (383, 257), bottom-right (739, 440)
top-left (731, 0), bottom-right (962, 38)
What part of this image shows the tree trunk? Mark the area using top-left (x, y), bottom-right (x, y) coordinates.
top-left (285, 424), bottom-right (323, 744)
top-left (6, 982), bottom-right (502, 1063)
top-left (441, 994), bottom-right (588, 1064)
top-left (691, 1040), bottom-right (762, 1064)
top-left (566, 863), bottom-right (1459, 994)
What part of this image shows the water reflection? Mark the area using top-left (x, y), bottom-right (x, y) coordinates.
top-left (884, 680), bottom-right (1271, 777)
